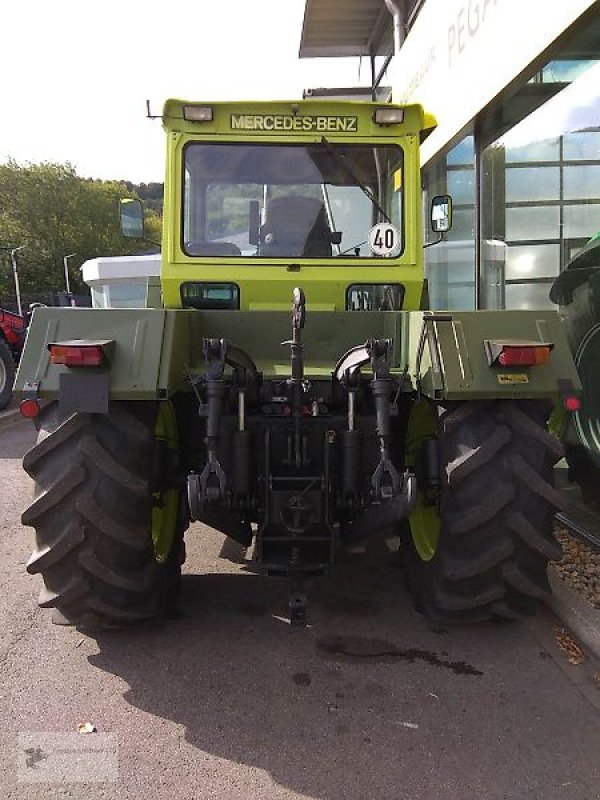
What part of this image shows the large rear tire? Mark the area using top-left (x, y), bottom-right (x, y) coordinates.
top-left (0, 338), bottom-right (15, 411)
top-left (22, 401), bottom-right (186, 629)
top-left (403, 400), bottom-right (564, 624)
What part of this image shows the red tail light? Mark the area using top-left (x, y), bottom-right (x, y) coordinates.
top-left (564, 395), bottom-right (581, 412)
top-left (19, 398), bottom-right (41, 418)
top-left (497, 345), bottom-right (552, 367)
top-left (49, 344), bottom-right (104, 367)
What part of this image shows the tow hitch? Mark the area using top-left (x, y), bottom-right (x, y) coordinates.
top-left (187, 288), bottom-right (416, 626)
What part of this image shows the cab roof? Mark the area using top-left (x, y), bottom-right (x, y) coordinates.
top-left (162, 98), bottom-right (436, 140)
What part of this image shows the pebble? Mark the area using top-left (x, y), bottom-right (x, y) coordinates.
top-left (552, 527), bottom-right (600, 609)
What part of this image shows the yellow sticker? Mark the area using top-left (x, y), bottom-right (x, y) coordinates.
top-left (497, 373), bottom-right (529, 384)
top-left (394, 169), bottom-right (403, 191)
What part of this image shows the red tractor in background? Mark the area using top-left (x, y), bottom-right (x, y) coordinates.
top-left (0, 306), bottom-right (27, 410)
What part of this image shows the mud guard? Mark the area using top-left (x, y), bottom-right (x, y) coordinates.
top-left (404, 309), bottom-right (581, 401)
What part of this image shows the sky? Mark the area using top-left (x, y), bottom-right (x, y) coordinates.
top-left (0, 0), bottom-right (369, 183)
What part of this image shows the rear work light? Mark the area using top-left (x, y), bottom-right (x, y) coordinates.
top-left (374, 107), bottom-right (404, 125)
top-left (183, 105), bottom-right (213, 122)
top-left (484, 339), bottom-right (554, 368)
top-left (49, 343), bottom-right (105, 367)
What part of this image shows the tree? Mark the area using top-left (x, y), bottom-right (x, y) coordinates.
top-left (0, 161), bottom-right (162, 304)
top-left (125, 181), bottom-right (164, 214)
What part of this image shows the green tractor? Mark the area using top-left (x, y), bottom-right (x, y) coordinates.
top-left (550, 234), bottom-right (600, 511)
top-left (16, 98), bottom-right (581, 628)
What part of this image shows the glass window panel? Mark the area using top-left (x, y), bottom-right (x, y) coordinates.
top-left (447, 169), bottom-right (474, 205)
top-left (506, 167), bottom-right (559, 202)
top-left (447, 285), bottom-right (476, 310)
top-left (480, 238), bottom-right (509, 310)
top-left (422, 162), bottom-right (446, 200)
top-left (425, 273), bottom-right (476, 311)
top-left (447, 135), bottom-right (474, 166)
top-left (91, 287), bottom-right (106, 309)
top-left (563, 131), bottom-right (600, 161)
top-left (481, 58), bottom-right (600, 309)
top-left (422, 130), bottom-right (475, 311)
top-left (505, 139), bottom-right (560, 163)
top-left (505, 282), bottom-right (554, 310)
top-left (327, 186), bottom-right (374, 256)
top-left (564, 165), bottom-right (600, 200)
top-left (183, 142), bottom-right (404, 259)
top-left (480, 279), bottom-right (503, 310)
top-left (541, 60), bottom-right (597, 84)
top-left (563, 204), bottom-right (600, 239)
top-left (506, 206), bottom-right (560, 240)
top-left (506, 244), bottom-right (560, 280)
top-left (107, 283), bottom-right (147, 308)
top-left (425, 240), bottom-right (475, 310)
top-left (448, 208), bottom-right (475, 241)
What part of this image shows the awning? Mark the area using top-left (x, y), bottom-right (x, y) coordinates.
top-left (299, 0), bottom-right (393, 58)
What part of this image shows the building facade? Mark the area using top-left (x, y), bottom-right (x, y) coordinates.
top-left (300, 0), bottom-right (600, 311)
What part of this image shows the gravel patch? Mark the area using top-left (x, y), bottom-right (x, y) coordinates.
top-left (552, 526), bottom-right (600, 610)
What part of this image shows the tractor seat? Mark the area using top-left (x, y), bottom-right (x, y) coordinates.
top-left (260, 196), bottom-right (333, 258)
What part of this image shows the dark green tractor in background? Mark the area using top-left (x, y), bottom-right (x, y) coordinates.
top-left (551, 234), bottom-right (600, 511)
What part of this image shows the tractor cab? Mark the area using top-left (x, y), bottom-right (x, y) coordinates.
top-left (124, 100), bottom-right (440, 313)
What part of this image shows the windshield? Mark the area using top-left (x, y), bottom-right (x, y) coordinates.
top-left (182, 142), bottom-right (404, 259)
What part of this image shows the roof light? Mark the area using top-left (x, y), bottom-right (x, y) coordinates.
top-left (183, 105), bottom-right (213, 122)
top-left (49, 344), bottom-right (104, 367)
top-left (497, 345), bottom-right (552, 367)
top-left (374, 107), bottom-right (404, 125)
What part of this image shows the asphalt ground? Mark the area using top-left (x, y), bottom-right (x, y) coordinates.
top-left (1, 417), bottom-right (599, 800)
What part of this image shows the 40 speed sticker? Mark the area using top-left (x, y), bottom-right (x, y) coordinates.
top-left (369, 223), bottom-right (401, 256)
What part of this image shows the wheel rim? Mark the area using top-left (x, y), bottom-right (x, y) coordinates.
top-left (405, 399), bottom-right (441, 562)
top-left (151, 402), bottom-right (180, 563)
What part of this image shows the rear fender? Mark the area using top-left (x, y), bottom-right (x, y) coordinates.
top-left (14, 307), bottom-right (167, 402)
top-left (404, 309), bottom-right (582, 401)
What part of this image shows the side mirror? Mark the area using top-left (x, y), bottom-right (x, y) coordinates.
top-left (431, 195), bottom-right (453, 233)
top-left (248, 200), bottom-right (260, 246)
top-left (119, 198), bottom-right (144, 238)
